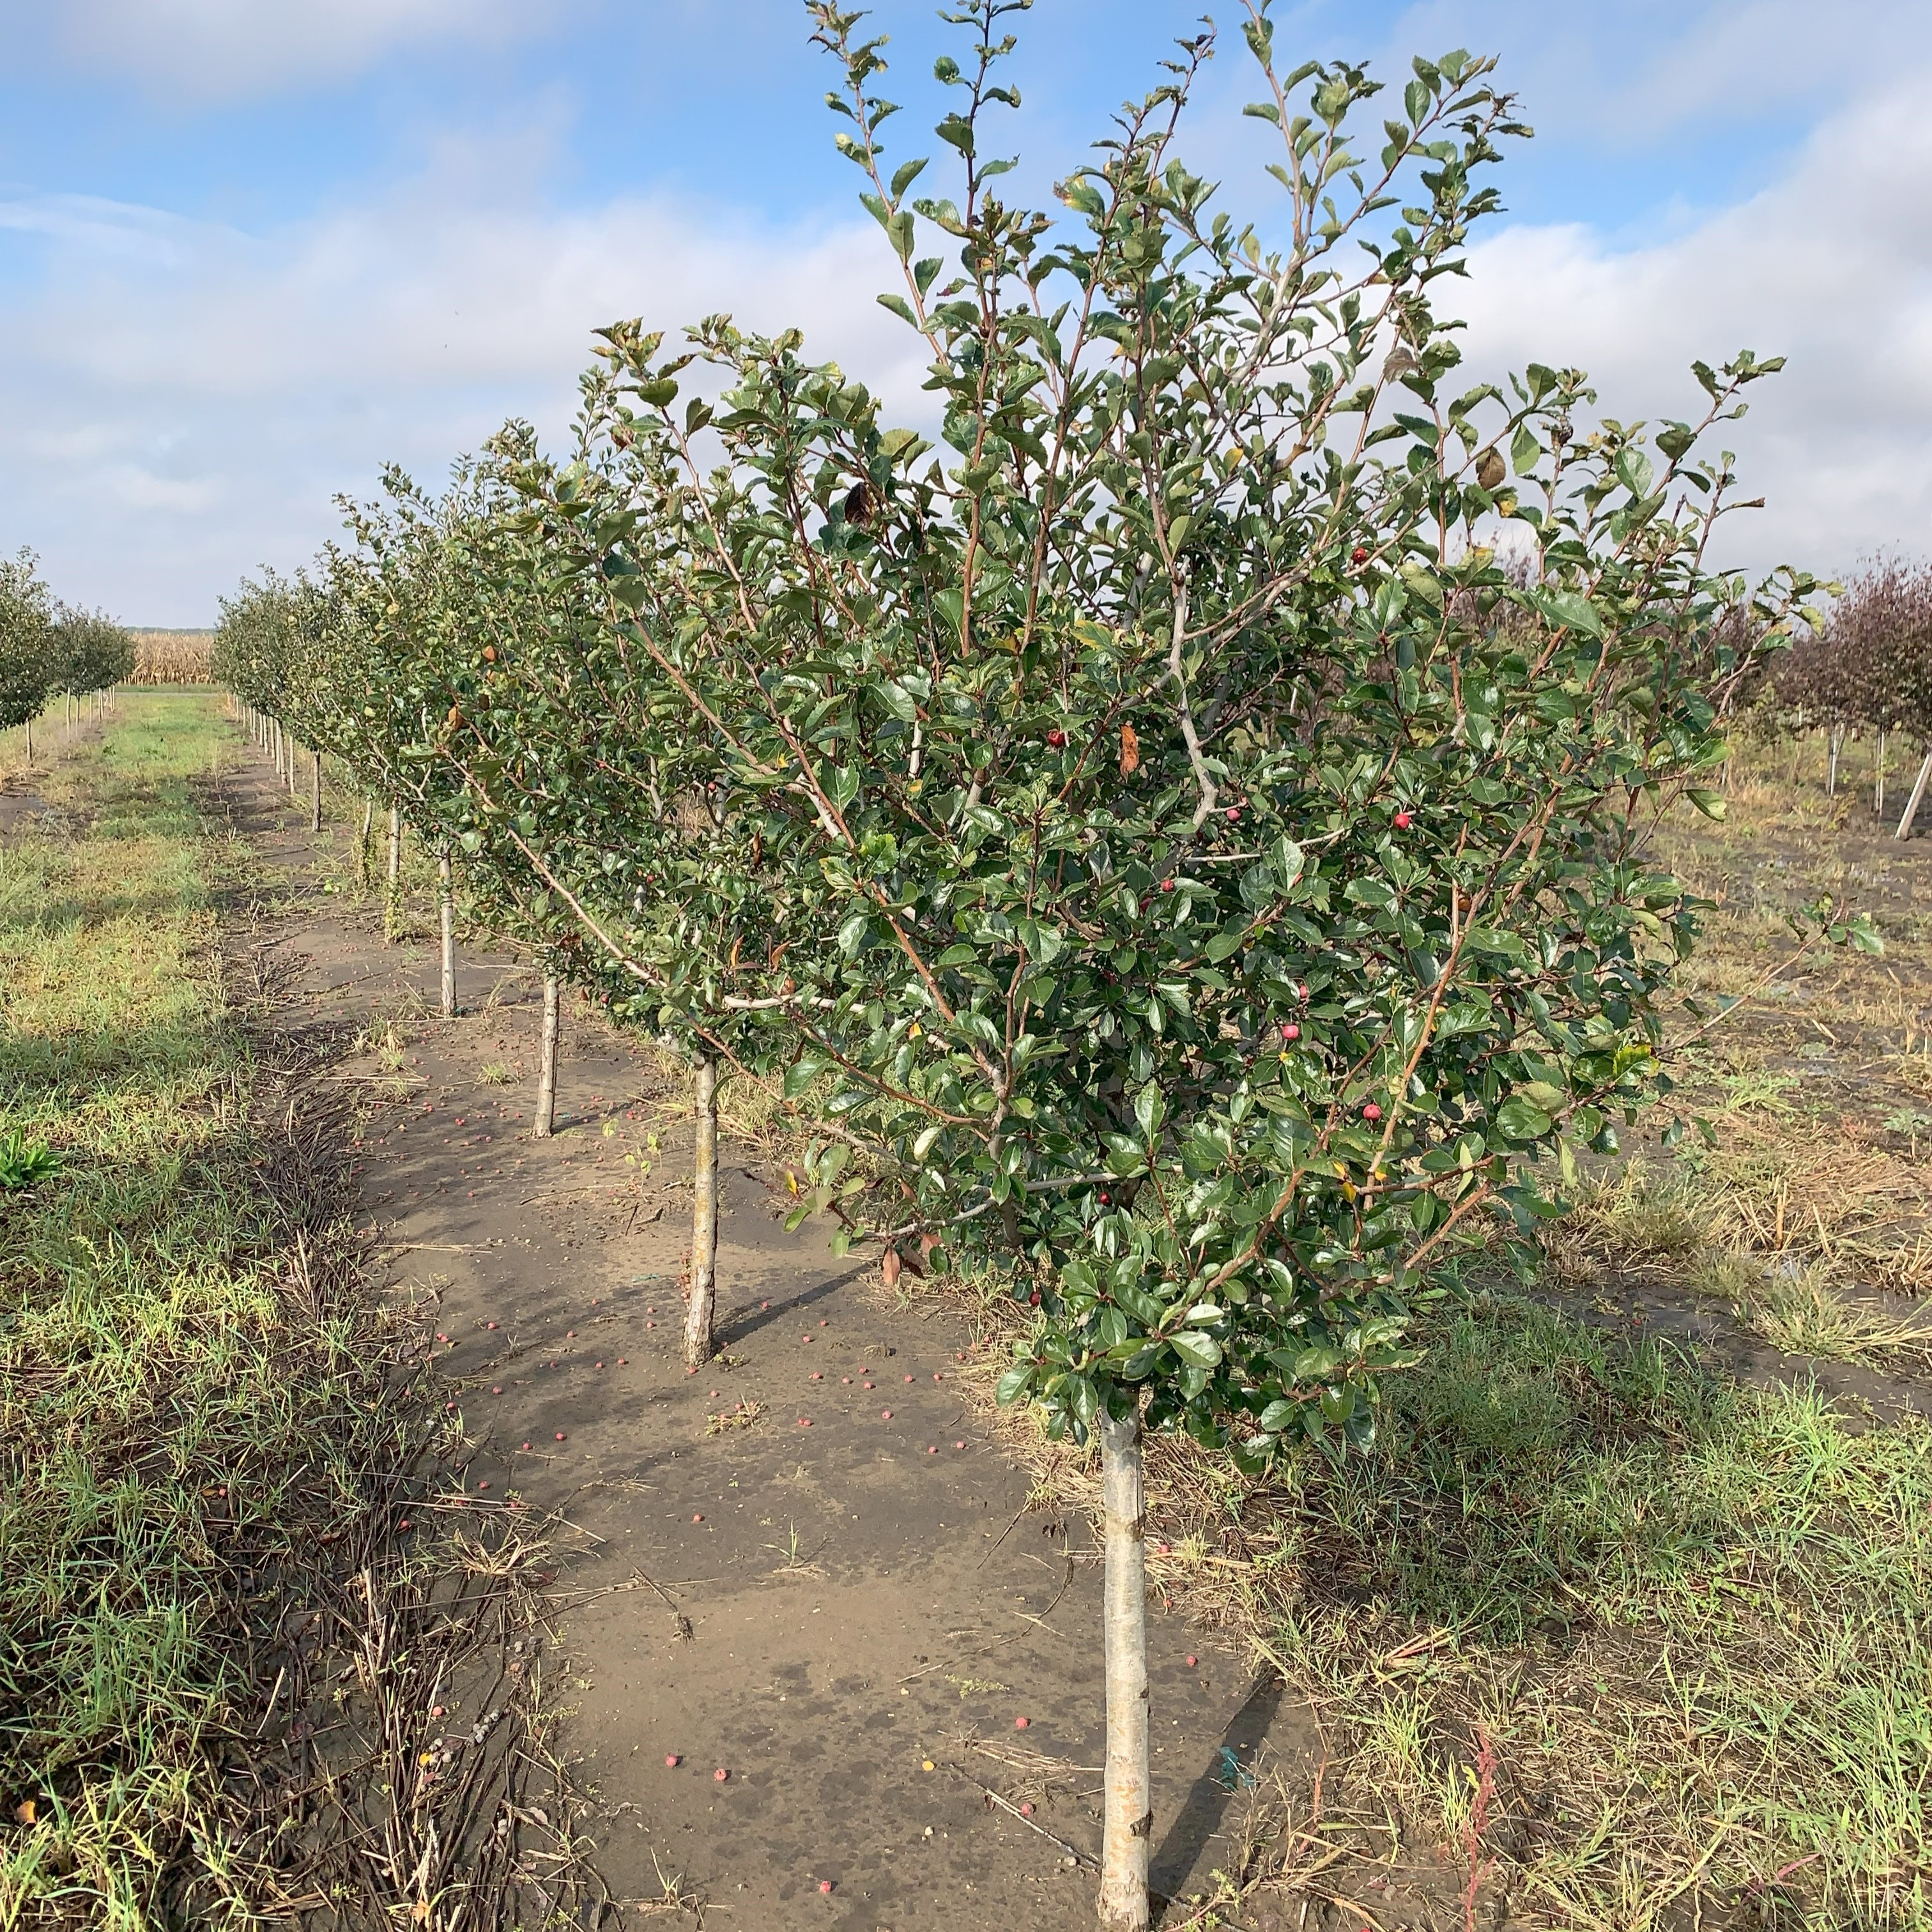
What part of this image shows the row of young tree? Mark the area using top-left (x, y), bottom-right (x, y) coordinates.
top-left (0, 550), bottom-right (135, 762)
top-left (1775, 556), bottom-right (1932, 832)
top-left (210, 8), bottom-right (1866, 1924)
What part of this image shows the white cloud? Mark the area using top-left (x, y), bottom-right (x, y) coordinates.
top-left (1450, 63), bottom-right (1932, 577)
top-left (0, 158), bottom-right (928, 622)
top-left (5, 10), bottom-right (1932, 622)
top-left (21, 0), bottom-right (557, 98)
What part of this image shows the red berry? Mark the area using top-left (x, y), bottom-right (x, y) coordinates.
top-left (693, 1513), bottom-right (704, 1522)
top-left (1160, 878), bottom-right (1174, 893)
top-left (1186, 1655), bottom-right (1198, 1667)
top-left (1225, 806), bottom-right (1239, 820)
top-left (1046, 728), bottom-right (1066, 748)
top-left (665, 1754), bottom-right (680, 1767)
top-left (399, 1519), bottom-right (412, 1531)
top-left (1280, 1023), bottom-right (1300, 1043)
top-left (1351, 545), bottom-right (1369, 564)
top-left (1394, 810), bottom-right (1412, 829)
top-left (714, 1767), bottom-right (728, 1782)
top-left (1014, 1716), bottom-right (1029, 1730)
top-left (818, 1879), bottom-right (834, 1894)
top-left (1362, 1102), bottom-right (1383, 1122)
top-left (1029, 1290), bottom-right (1042, 1306)
top-left (554, 1432), bottom-right (565, 1441)
top-left (881, 1409), bottom-right (893, 1419)
top-left (1019, 1802), bottom-right (1036, 1816)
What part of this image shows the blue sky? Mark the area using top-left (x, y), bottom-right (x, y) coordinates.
top-left (3, 0), bottom-right (1929, 623)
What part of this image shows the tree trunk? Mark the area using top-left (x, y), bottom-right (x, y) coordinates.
top-left (359, 797), bottom-right (374, 889)
top-left (1876, 730), bottom-right (1888, 817)
top-left (1896, 751), bottom-right (1932, 841)
top-left (310, 749), bottom-right (322, 832)
top-left (22, 716), bottom-right (31, 766)
top-left (683, 1054), bottom-right (721, 1370)
top-left (386, 802), bottom-right (402, 938)
top-left (1097, 1407), bottom-right (1151, 1932)
top-left (534, 974), bottom-right (560, 1137)
top-left (438, 850), bottom-right (457, 1017)
top-left (1827, 724), bottom-right (1842, 798)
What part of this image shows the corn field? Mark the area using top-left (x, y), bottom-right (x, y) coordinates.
top-left (130, 629), bottom-right (215, 684)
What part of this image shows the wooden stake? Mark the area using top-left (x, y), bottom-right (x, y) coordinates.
top-left (1097, 1406), bottom-right (1151, 1932)
top-left (438, 850), bottom-right (457, 1016)
top-left (534, 975), bottom-right (560, 1138)
top-left (683, 1054), bottom-right (720, 1369)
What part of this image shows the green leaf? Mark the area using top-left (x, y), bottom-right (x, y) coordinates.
top-left (995, 1365), bottom-right (1036, 1406)
top-left (1169, 1330), bottom-right (1222, 1371)
top-left (1538, 588), bottom-right (1602, 639)
top-left (1496, 1097), bottom-right (1552, 1142)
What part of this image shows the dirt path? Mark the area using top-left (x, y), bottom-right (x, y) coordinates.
top-left (220, 747), bottom-right (1319, 1926)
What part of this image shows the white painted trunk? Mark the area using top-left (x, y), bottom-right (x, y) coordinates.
top-left (1876, 730), bottom-right (1887, 816)
top-left (683, 1054), bottom-right (720, 1370)
top-left (534, 975), bottom-right (560, 1138)
top-left (1096, 1407), bottom-right (1151, 1932)
top-left (310, 749), bottom-right (322, 831)
top-left (438, 850), bottom-right (456, 1017)
top-left (1897, 751), bottom-right (1932, 842)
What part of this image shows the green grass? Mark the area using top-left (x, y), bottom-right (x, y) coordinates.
top-left (1257, 1287), bottom-right (1932, 1929)
top-left (0, 694), bottom-right (425, 1926)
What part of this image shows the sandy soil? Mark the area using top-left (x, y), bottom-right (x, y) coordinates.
top-left (220, 750), bottom-right (1330, 1929)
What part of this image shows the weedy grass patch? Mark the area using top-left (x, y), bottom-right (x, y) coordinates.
top-left (945, 751), bottom-right (1932, 1929)
top-left (0, 696), bottom-right (586, 1929)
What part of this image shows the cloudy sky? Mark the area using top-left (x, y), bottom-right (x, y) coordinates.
top-left (1, 0), bottom-right (1927, 624)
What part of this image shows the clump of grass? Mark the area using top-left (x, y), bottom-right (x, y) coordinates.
top-left (1713, 1251), bottom-right (1932, 1363)
top-left (950, 1261), bottom-right (1932, 1929)
top-left (0, 698), bottom-right (599, 1928)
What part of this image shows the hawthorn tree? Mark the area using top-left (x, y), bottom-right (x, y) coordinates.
top-left (406, 4), bottom-right (1858, 1924)
top-left (241, 5), bottom-right (1871, 1924)
top-left (48, 610), bottom-right (134, 742)
top-left (0, 551), bottom-right (53, 763)
top-left (341, 441), bottom-right (794, 1365)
